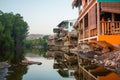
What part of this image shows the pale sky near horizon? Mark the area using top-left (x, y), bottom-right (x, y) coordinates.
top-left (0, 0), bottom-right (78, 35)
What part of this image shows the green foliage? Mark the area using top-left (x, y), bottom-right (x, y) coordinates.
top-left (24, 35), bottom-right (49, 50)
top-left (0, 10), bottom-right (28, 63)
top-left (24, 40), bottom-right (32, 49)
top-left (0, 11), bottom-right (28, 50)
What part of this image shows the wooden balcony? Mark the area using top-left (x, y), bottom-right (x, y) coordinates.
top-left (101, 21), bottom-right (120, 35)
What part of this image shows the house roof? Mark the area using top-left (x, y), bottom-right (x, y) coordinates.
top-left (57, 21), bottom-right (68, 28)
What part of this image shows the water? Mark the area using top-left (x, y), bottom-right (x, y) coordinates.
top-left (1, 49), bottom-right (120, 80)
top-left (23, 57), bottom-right (74, 80)
top-left (5, 50), bottom-right (75, 80)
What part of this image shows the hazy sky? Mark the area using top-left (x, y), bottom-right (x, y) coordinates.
top-left (0, 0), bottom-right (78, 34)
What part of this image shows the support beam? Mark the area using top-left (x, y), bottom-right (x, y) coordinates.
top-left (97, 2), bottom-right (100, 40)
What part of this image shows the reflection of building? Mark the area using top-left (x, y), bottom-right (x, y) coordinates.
top-left (53, 51), bottom-right (76, 79)
top-left (72, 0), bottom-right (120, 46)
top-left (46, 51), bottom-right (55, 58)
top-left (57, 69), bottom-right (75, 78)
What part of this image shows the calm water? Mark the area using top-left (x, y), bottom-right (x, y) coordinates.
top-left (5, 50), bottom-right (75, 80)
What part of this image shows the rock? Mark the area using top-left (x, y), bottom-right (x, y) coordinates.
top-left (22, 59), bottom-right (42, 65)
top-left (94, 50), bottom-right (120, 74)
top-left (37, 62), bottom-right (42, 65)
top-left (0, 62), bottom-right (10, 69)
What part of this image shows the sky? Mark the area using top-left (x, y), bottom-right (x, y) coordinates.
top-left (0, 0), bottom-right (78, 35)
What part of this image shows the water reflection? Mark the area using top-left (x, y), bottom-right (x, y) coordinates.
top-left (10, 50), bottom-right (24, 64)
top-left (0, 49), bottom-right (24, 64)
top-left (0, 67), bottom-right (8, 80)
top-left (24, 49), bottom-right (47, 57)
top-left (53, 51), bottom-right (75, 79)
top-left (1, 49), bottom-right (120, 80)
top-left (0, 49), bottom-right (75, 80)
top-left (6, 65), bottom-right (28, 80)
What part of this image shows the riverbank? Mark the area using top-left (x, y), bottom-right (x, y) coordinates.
top-left (51, 41), bottom-right (120, 80)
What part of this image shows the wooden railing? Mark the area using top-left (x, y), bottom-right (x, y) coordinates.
top-left (101, 21), bottom-right (120, 35)
top-left (85, 29), bottom-right (89, 38)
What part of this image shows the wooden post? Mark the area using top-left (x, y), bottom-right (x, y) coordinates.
top-left (83, 18), bottom-right (85, 42)
top-left (77, 21), bottom-right (80, 44)
top-left (97, 2), bottom-right (100, 40)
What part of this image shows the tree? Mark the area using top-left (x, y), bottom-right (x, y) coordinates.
top-left (0, 11), bottom-right (28, 50)
top-left (0, 12), bottom-right (14, 50)
top-left (0, 11), bottom-right (28, 62)
top-left (12, 14), bottom-right (28, 49)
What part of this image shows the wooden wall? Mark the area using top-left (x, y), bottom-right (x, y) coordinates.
top-left (88, 4), bottom-right (97, 30)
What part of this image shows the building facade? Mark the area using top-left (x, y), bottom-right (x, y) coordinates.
top-left (72, 0), bottom-right (120, 46)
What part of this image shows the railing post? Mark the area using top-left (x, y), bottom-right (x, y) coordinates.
top-left (101, 22), bottom-right (105, 35)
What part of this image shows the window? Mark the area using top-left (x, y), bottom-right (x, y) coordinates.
top-left (114, 13), bottom-right (120, 21)
top-left (70, 22), bottom-right (73, 26)
top-left (84, 13), bottom-right (88, 29)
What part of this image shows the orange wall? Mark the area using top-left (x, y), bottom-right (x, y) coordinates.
top-left (98, 35), bottom-right (120, 44)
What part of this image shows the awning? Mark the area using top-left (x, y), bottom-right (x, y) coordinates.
top-left (58, 21), bottom-right (68, 28)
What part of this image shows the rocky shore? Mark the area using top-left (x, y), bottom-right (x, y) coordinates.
top-left (93, 50), bottom-right (120, 74)
top-left (70, 42), bottom-right (120, 75)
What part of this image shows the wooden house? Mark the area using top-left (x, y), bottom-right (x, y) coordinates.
top-left (72, 0), bottom-right (120, 47)
top-left (53, 20), bottom-right (77, 46)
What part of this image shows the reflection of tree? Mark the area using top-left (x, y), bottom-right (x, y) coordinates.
top-left (25, 49), bottom-right (47, 57)
top-left (10, 49), bottom-right (24, 64)
top-left (0, 49), bottom-right (24, 65)
top-left (7, 65), bottom-right (28, 80)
